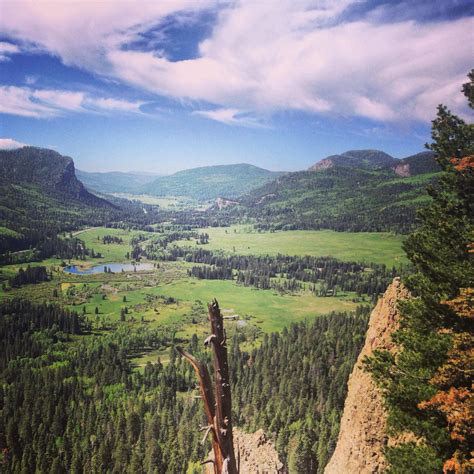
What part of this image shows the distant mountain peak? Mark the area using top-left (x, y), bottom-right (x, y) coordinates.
top-left (309, 149), bottom-right (397, 171)
top-left (141, 163), bottom-right (285, 200)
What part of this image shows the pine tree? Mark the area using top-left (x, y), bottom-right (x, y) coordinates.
top-left (364, 70), bottom-right (474, 472)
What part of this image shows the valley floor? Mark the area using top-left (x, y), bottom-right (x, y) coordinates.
top-left (0, 225), bottom-right (403, 366)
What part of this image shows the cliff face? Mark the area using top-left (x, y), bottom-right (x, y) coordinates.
top-left (0, 146), bottom-right (110, 207)
top-left (206, 429), bottom-right (283, 474)
top-left (325, 278), bottom-right (410, 474)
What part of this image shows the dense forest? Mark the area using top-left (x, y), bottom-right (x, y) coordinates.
top-left (217, 163), bottom-right (439, 233)
top-left (232, 306), bottom-right (370, 472)
top-left (0, 299), bottom-right (368, 473)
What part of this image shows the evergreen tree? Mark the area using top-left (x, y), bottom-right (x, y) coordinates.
top-left (364, 70), bottom-right (474, 472)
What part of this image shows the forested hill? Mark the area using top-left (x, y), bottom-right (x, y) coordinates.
top-left (309, 149), bottom-right (397, 171)
top-left (218, 150), bottom-right (441, 233)
top-left (0, 147), bottom-right (163, 260)
top-left (0, 147), bottom-right (106, 206)
top-left (76, 170), bottom-right (160, 194)
top-left (140, 163), bottom-right (285, 200)
top-left (309, 149), bottom-right (439, 176)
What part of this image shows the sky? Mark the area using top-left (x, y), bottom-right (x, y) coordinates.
top-left (0, 0), bottom-right (473, 173)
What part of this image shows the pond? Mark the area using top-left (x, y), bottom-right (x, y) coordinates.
top-left (64, 262), bottom-right (155, 275)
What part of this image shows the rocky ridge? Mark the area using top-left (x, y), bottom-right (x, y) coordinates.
top-left (325, 278), bottom-right (410, 474)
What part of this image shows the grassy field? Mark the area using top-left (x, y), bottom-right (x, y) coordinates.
top-left (149, 278), bottom-right (360, 333)
top-left (175, 225), bottom-right (407, 267)
top-left (110, 193), bottom-right (210, 210)
top-left (57, 272), bottom-right (361, 334)
top-left (0, 257), bottom-right (363, 340)
top-left (75, 227), bottom-right (155, 262)
top-left (1, 224), bottom-right (390, 365)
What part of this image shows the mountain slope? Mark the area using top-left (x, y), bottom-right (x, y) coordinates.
top-left (309, 149), bottom-right (398, 171)
top-left (0, 147), bottom-right (118, 255)
top-left (0, 147), bottom-right (107, 206)
top-left (141, 163), bottom-right (284, 200)
top-left (218, 150), bottom-right (441, 233)
top-left (391, 151), bottom-right (440, 176)
top-left (76, 170), bottom-right (160, 194)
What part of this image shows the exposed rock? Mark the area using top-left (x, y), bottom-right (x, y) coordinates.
top-left (309, 158), bottom-right (334, 171)
top-left (216, 197), bottom-right (239, 209)
top-left (206, 428), bottom-right (283, 474)
top-left (325, 278), bottom-right (410, 474)
top-left (392, 163), bottom-right (411, 177)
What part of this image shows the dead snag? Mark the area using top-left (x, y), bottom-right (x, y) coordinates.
top-left (177, 299), bottom-right (238, 474)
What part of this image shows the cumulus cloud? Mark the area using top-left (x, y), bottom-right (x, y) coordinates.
top-left (0, 85), bottom-right (145, 118)
top-left (0, 138), bottom-right (28, 150)
top-left (1, 1), bottom-right (473, 123)
top-left (0, 1), bottom-right (213, 70)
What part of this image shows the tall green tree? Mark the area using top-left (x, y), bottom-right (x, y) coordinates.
top-left (365, 71), bottom-right (474, 472)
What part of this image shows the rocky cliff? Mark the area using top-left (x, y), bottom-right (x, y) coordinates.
top-left (206, 428), bottom-right (283, 474)
top-left (0, 146), bottom-right (109, 206)
top-left (325, 278), bottom-right (410, 474)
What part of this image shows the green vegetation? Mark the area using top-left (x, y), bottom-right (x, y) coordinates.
top-left (75, 227), bottom-right (155, 262)
top-left (0, 114), bottom-right (453, 474)
top-left (150, 278), bottom-right (360, 333)
top-left (365, 71), bottom-right (474, 473)
top-left (233, 307), bottom-right (370, 471)
top-left (223, 151), bottom-right (441, 233)
top-left (109, 193), bottom-right (207, 210)
top-left (174, 225), bottom-right (407, 267)
top-left (76, 169), bottom-right (159, 194)
top-left (0, 296), bottom-right (368, 473)
top-left (141, 163), bottom-right (284, 200)
top-left (0, 148), bottom-right (166, 262)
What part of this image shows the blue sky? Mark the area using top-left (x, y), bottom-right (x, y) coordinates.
top-left (0, 0), bottom-right (472, 173)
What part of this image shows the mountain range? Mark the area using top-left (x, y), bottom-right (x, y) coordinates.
top-left (78, 163), bottom-right (284, 200)
top-left (0, 146), bottom-right (441, 249)
top-left (76, 170), bottom-right (161, 194)
top-left (0, 147), bottom-right (165, 257)
top-left (1, 147), bottom-right (107, 206)
top-left (217, 150), bottom-right (440, 233)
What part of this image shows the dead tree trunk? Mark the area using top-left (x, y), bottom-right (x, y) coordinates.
top-left (177, 299), bottom-right (238, 474)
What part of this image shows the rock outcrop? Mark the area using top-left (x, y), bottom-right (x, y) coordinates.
top-left (206, 428), bottom-right (283, 474)
top-left (325, 278), bottom-right (410, 474)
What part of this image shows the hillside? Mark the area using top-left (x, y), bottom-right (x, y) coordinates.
top-left (309, 149), bottom-right (397, 171)
top-left (391, 151), bottom-right (440, 176)
top-left (0, 147), bottom-right (106, 206)
top-left (220, 150), bottom-right (440, 233)
top-left (0, 147), bottom-right (163, 259)
top-left (140, 163), bottom-right (284, 200)
top-left (76, 170), bottom-right (160, 194)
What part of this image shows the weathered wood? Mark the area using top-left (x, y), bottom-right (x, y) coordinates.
top-left (175, 347), bottom-right (222, 473)
top-left (208, 299), bottom-right (238, 474)
top-left (177, 299), bottom-right (238, 474)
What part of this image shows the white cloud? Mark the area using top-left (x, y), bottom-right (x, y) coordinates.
top-left (0, 1), bottom-right (213, 70)
top-left (1, 1), bottom-right (473, 124)
top-left (86, 97), bottom-right (144, 113)
top-left (193, 108), bottom-right (267, 127)
top-left (0, 138), bottom-right (28, 150)
top-left (0, 85), bottom-right (146, 118)
top-left (0, 41), bottom-right (20, 61)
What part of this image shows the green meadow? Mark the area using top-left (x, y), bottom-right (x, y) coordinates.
top-left (74, 227), bottom-right (155, 262)
top-left (59, 270), bottom-right (361, 335)
top-left (175, 225), bottom-right (407, 267)
top-left (1, 224), bottom-right (393, 363)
